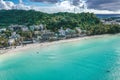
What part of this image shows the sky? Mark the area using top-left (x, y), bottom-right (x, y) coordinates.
top-left (5, 0), bottom-right (120, 14)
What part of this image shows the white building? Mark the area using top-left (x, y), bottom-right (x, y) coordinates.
top-left (75, 27), bottom-right (82, 33)
top-left (39, 24), bottom-right (44, 30)
top-left (22, 26), bottom-right (29, 31)
top-left (59, 27), bottom-right (66, 36)
top-left (10, 32), bottom-right (21, 40)
top-left (0, 28), bottom-right (6, 32)
top-left (65, 28), bottom-right (71, 33)
top-left (8, 38), bottom-right (15, 46)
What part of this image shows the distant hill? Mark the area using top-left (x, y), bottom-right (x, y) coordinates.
top-left (0, 10), bottom-right (100, 30)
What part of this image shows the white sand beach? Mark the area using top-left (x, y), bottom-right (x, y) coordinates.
top-left (0, 34), bottom-right (116, 57)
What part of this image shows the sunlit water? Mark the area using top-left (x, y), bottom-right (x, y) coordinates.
top-left (0, 34), bottom-right (120, 80)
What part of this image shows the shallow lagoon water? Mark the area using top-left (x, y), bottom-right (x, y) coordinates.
top-left (0, 35), bottom-right (120, 80)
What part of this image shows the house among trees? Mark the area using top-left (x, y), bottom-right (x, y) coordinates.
top-left (58, 27), bottom-right (66, 36)
top-left (29, 25), bottom-right (35, 31)
top-left (8, 38), bottom-right (15, 46)
top-left (9, 24), bottom-right (29, 31)
top-left (41, 30), bottom-right (57, 41)
top-left (10, 32), bottom-right (21, 39)
top-left (0, 28), bottom-right (7, 33)
top-left (75, 27), bottom-right (82, 34)
top-left (29, 24), bottom-right (45, 31)
top-left (58, 27), bottom-right (66, 40)
top-left (22, 26), bottom-right (29, 31)
top-left (9, 24), bottom-right (22, 31)
top-left (21, 40), bottom-right (33, 45)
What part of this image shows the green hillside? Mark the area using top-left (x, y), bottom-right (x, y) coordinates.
top-left (0, 10), bottom-right (100, 29)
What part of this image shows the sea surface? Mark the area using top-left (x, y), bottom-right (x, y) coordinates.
top-left (0, 34), bottom-right (120, 80)
top-left (96, 14), bottom-right (120, 18)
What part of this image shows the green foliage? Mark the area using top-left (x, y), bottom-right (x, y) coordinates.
top-left (0, 10), bottom-right (120, 36)
top-left (0, 10), bottom-right (100, 30)
top-left (0, 37), bottom-right (8, 47)
top-left (17, 31), bottom-right (33, 40)
top-left (86, 24), bottom-right (120, 35)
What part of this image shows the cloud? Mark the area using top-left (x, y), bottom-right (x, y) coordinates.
top-left (87, 0), bottom-right (120, 11)
top-left (30, 0), bottom-right (120, 11)
top-left (30, 0), bottom-right (58, 3)
top-left (1, 0), bottom-right (120, 14)
top-left (31, 0), bottom-right (120, 14)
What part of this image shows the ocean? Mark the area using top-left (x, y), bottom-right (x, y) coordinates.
top-left (96, 14), bottom-right (120, 18)
top-left (0, 34), bottom-right (120, 80)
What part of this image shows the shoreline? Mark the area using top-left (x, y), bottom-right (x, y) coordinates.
top-left (0, 34), bottom-right (118, 57)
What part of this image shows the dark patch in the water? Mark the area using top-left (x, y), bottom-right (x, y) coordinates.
top-left (106, 70), bottom-right (110, 73)
top-left (36, 52), bottom-right (39, 54)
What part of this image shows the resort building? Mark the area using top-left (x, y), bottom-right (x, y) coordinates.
top-left (41, 30), bottom-right (57, 41)
top-left (39, 24), bottom-right (44, 30)
top-left (9, 32), bottom-right (21, 40)
top-left (9, 24), bottom-right (22, 31)
top-left (9, 24), bottom-right (29, 31)
top-left (0, 28), bottom-right (7, 32)
top-left (29, 25), bottom-right (35, 31)
top-left (29, 24), bottom-right (45, 31)
top-left (58, 27), bottom-right (66, 36)
top-left (8, 38), bottom-right (15, 46)
top-left (21, 40), bottom-right (33, 44)
top-left (22, 26), bottom-right (29, 31)
top-left (75, 27), bottom-right (82, 34)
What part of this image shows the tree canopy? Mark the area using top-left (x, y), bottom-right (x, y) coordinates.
top-left (0, 10), bottom-right (100, 29)
top-left (0, 10), bottom-right (120, 35)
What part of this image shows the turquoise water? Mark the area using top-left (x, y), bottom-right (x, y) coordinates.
top-left (0, 34), bottom-right (120, 80)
